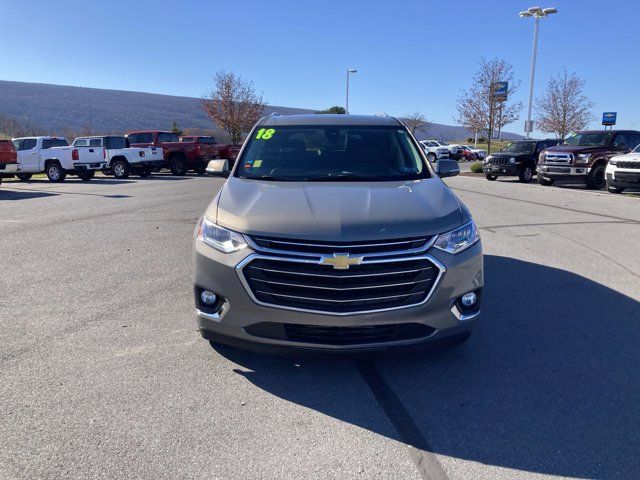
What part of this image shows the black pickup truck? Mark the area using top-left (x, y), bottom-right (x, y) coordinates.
top-left (483, 139), bottom-right (560, 183)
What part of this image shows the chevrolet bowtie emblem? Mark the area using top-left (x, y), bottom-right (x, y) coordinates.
top-left (320, 253), bottom-right (363, 270)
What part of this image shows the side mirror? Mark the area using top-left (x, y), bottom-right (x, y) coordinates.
top-left (206, 159), bottom-right (229, 177)
top-left (435, 159), bottom-right (460, 178)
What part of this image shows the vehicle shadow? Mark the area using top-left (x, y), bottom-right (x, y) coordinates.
top-left (0, 189), bottom-right (58, 200)
top-left (211, 255), bottom-right (640, 479)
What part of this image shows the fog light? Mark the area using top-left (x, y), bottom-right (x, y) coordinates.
top-left (200, 290), bottom-right (218, 306)
top-left (461, 292), bottom-right (477, 307)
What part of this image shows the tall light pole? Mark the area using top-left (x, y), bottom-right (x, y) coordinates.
top-left (520, 6), bottom-right (557, 138)
top-left (345, 69), bottom-right (357, 114)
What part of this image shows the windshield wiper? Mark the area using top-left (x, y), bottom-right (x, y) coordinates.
top-left (238, 175), bottom-right (297, 181)
top-left (303, 173), bottom-right (388, 182)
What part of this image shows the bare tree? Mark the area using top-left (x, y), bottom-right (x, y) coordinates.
top-left (536, 70), bottom-right (593, 141)
top-left (456, 58), bottom-right (522, 153)
top-left (0, 115), bottom-right (41, 138)
top-left (404, 112), bottom-right (430, 134)
top-left (202, 70), bottom-right (267, 145)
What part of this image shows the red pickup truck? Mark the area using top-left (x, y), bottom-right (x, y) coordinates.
top-left (126, 130), bottom-right (214, 175)
top-left (179, 136), bottom-right (241, 168)
top-left (0, 140), bottom-right (18, 187)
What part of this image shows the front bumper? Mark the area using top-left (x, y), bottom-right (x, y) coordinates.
top-left (483, 164), bottom-right (520, 176)
top-left (194, 240), bottom-right (483, 351)
top-left (537, 164), bottom-right (590, 182)
top-left (606, 170), bottom-right (640, 188)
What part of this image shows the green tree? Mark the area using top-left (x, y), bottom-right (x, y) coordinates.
top-left (316, 106), bottom-right (347, 114)
top-left (171, 120), bottom-right (184, 137)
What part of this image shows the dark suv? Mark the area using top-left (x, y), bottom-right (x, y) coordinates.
top-left (483, 139), bottom-right (559, 183)
top-left (537, 130), bottom-right (640, 189)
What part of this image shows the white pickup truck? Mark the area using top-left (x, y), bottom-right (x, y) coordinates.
top-left (73, 136), bottom-right (164, 179)
top-left (12, 136), bottom-right (106, 182)
top-left (419, 140), bottom-right (450, 162)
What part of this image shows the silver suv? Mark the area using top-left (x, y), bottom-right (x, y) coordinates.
top-left (194, 114), bottom-right (483, 351)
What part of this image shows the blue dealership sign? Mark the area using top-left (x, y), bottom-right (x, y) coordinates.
top-left (602, 112), bottom-right (617, 126)
top-left (491, 81), bottom-right (508, 102)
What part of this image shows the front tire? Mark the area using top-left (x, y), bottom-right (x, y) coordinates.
top-left (46, 162), bottom-right (66, 183)
top-left (485, 173), bottom-right (497, 181)
top-left (537, 174), bottom-right (554, 186)
top-left (607, 181), bottom-right (623, 194)
top-left (518, 165), bottom-right (534, 183)
top-left (17, 173), bottom-right (32, 182)
top-left (586, 164), bottom-right (606, 190)
top-left (112, 159), bottom-right (130, 179)
top-left (170, 156), bottom-right (188, 176)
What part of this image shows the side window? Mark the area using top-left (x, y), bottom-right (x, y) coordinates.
top-left (613, 134), bottom-right (630, 149)
top-left (23, 138), bottom-right (37, 150)
top-left (108, 137), bottom-right (126, 149)
top-left (157, 133), bottom-right (179, 143)
top-left (89, 139), bottom-right (102, 147)
top-left (128, 133), bottom-right (153, 144)
top-left (628, 133), bottom-right (640, 151)
top-left (75, 139), bottom-right (88, 147)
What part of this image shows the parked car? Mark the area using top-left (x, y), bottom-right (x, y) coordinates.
top-left (73, 136), bottom-right (164, 179)
top-left (465, 146), bottom-right (487, 160)
top-left (484, 139), bottom-right (560, 183)
top-left (126, 130), bottom-right (212, 175)
top-left (180, 136), bottom-right (241, 168)
top-left (446, 143), bottom-right (466, 161)
top-left (11, 136), bottom-right (106, 182)
top-left (0, 139), bottom-right (18, 187)
top-left (537, 130), bottom-right (640, 189)
top-left (419, 140), bottom-right (449, 162)
top-left (605, 145), bottom-right (640, 193)
top-left (460, 146), bottom-right (478, 161)
top-left (194, 114), bottom-right (482, 352)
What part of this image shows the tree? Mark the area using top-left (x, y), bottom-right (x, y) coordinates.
top-left (171, 120), bottom-right (184, 137)
top-left (536, 70), bottom-right (593, 141)
top-left (403, 112), bottom-right (430, 134)
top-left (456, 58), bottom-right (522, 153)
top-left (0, 115), bottom-right (40, 138)
top-left (202, 70), bottom-right (267, 145)
top-left (316, 106), bottom-right (346, 114)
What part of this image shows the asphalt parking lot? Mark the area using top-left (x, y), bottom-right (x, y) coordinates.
top-left (1, 174), bottom-right (639, 480)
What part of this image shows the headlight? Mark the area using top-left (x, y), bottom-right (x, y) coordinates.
top-left (576, 153), bottom-right (591, 164)
top-left (197, 217), bottom-right (247, 253)
top-left (538, 151), bottom-right (546, 162)
top-left (509, 157), bottom-right (516, 164)
top-left (483, 156), bottom-right (491, 164)
top-left (434, 220), bottom-right (480, 254)
top-left (609, 158), bottom-right (619, 166)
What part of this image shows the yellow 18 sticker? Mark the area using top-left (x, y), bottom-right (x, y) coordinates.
top-left (255, 128), bottom-right (276, 140)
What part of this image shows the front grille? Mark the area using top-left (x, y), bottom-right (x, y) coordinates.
top-left (617, 161), bottom-right (640, 169)
top-left (487, 157), bottom-right (510, 166)
top-left (245, 322), bottom-right (436, 346)
top-left (250, 236), bottom-right (431, 256)
top-left (544, 153), bottom-right (573, 164)
top-left (240, 256), bottom-right (440, 314)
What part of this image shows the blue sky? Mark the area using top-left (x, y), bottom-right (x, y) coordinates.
top-left (1, 0), bottom-right (638, 133)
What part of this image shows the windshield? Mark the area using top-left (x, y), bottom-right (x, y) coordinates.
top-left (563, 132), bottom-right (612, 146)
top-left (236, 125), bottom-right (429, 181)
top-left (501, 142), bottom-right (535, 154)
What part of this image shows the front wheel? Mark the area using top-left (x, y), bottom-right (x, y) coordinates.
top-left (537, 175), bottom-right (554, 186)
top-left (169, 156), bottom-right (188, 176)
top-left (518, 165), bottom-right (534, 183)
top-left (17, 173), bottom-right (32, 182)
top-left (78, 171), bottom-right (95, 182)
top-left (586, 164), bottom-right (606, 190)
top-left (112, 159), bottom-right (130, 179)
top-left (46, 162), bottom-right (66, 183)
top-left (606, 181), bottom-right (623, 194)
top-left (485, 173), bottom-right (497, 181)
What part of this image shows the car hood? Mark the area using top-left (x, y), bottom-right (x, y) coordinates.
top-left (491, 151), bottom-right (534, 158)
top-left (544, 145), bottom-right (605, 155)
top-left (209, 177), bottom-right (464, 241)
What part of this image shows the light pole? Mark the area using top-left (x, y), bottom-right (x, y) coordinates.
top-left (520, 6), bottom-right (557, 138)
top-left (345, 69), bottom-right (357, 114)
